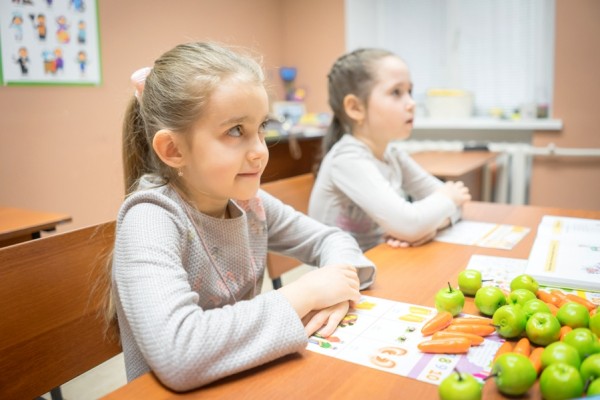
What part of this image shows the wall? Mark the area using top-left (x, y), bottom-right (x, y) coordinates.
top-left (0, 0), bottom-right (287, 232)
top-left (2, 0), bottom-right (597, 235)
top-left (529, 0), bottom-right (600, 210)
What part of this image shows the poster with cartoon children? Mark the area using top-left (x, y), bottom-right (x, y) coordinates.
top-left (0, 0), bottom-right (100, 85)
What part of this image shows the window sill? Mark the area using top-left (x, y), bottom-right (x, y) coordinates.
top-left (413, 118), bottom-right (563, 131)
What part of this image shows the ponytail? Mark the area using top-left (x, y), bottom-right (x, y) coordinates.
top-left (121, 97), bottom-right (153, 195)
top-left (322, 115), bottom-right (345, 155)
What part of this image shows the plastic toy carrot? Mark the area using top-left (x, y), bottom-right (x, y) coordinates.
top-left (445, 324), bottom-right (496, 336)
top-left (529, 347), bottom-right (544, 375)
top-left (550, 289), bottom-right (568, 302)
top-left (565, 293), bottom-right (597, 311)
top-left (513, 337), bottom-right (531, 357)
top-left (536, 290), bottom-right (561, 307)
top-left (493, 341), bottom-right (513, 362)
top-left (432, 331), bottom-right (484, 346)
top-left (417, 337), bottom-right (471, 354)
top-left (559, 325), bottom-right (573, 341)
top-left (546, 302), bottom-right (559, 316)
top-left (451, 317), bottom-right (494, 326)
top-left (421, 311), bottom-right (453, 336)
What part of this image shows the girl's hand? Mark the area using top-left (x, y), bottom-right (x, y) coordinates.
top-left (384, 229), bottom-right (436, 248)
top-left (437, 181), bottom-right (471, 206)
top-left (279, 264), bottom-right (360, 318)
top-left (302, 301), bottom-right (350, 337)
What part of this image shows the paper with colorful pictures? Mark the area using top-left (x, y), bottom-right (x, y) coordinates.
top-left (306, 296), bottom-right (503, 386)
top-left (435, 221), bottom-right (530, 250)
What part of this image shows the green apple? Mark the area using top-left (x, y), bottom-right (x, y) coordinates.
top-left (510, 274), bottom-right (539, 294)
top-left (580, 353), bottom-right (600, 387)
top-left (438, 370), bottom-right (482, 400)
top-left (563, 328), bottom-right (598, 360)
top-left (557, 302), bottom-right (590, 329)
top-left (521, 298), bottom-right (551, 321)
top-left (491, 353), bottom-right (537, 396)
top-left (539, 363), bottom-right (584, 400)
top-left (435, 282), bottom-right (465, 317)
top-left (493, 304), bottom-right (527, 339)
top-left (588, 378), bottom-right (600, 396)
top-left (589, 312), bottom-right (600, 337)
top-left (508, 288), bottom-right (537, 307)
top-left (526, 312), bottom-right (561, 346)
top-left (458, 270), bottom-right (482, 296)
top-left (541, 341), bottom-right (581, 369)
top-left (474, 286), bottom-right (507, 316)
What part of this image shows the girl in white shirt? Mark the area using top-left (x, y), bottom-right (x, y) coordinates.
top-left (309, 48), bottom-right (471, 251)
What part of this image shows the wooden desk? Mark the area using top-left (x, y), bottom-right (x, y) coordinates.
top-left (0, 207), bottom-right (72, 247)
top-left (412, 151), bottom-right (498, 202)
top-left (103, 202), bottom-right (600, 400)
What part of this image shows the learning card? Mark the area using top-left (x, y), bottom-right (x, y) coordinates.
top-left (307, 296), bottom-right (503, 385)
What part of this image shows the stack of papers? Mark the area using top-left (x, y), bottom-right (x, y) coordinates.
top-left (525, 216), bottom-right (600, 292)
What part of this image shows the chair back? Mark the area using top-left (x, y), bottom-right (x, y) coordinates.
top-left (261, 173), bottom-right (315, 287)
top-left (0, 221), bottom-right (121, 399)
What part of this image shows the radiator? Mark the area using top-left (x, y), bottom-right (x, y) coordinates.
top-left (395, 140), bottom-right (600, 205)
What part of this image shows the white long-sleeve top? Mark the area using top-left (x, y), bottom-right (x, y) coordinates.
top-left (309, 134), bottom-right (459, 251)
top-left (112, 175), bottom-right (375, 391)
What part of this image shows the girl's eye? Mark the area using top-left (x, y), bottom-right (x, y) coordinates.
top-left (258, 120), bottom-right (269, 133)
top-left (227, 125), bottom-right (243, 137)
top-left (392, 89), bottom-right (402, 97)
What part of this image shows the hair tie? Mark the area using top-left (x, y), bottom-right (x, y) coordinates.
top-left (130, 67), bottom-right (152, 99)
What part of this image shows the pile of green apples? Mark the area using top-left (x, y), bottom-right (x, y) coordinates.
top-left (437, 271), bottom-right (600, 399)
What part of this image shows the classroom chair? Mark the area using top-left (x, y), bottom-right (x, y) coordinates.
top-left (0, 221), bottom-right (121, 400)
top-left (261, 173), bottom-right (315, 289)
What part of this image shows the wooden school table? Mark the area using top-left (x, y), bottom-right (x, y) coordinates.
top-left (412, 151), bottom-right (498, 202)
top-left (103, 202), bottom-right (600, 400)
top-left (0, 206), bottom-right (72, 247)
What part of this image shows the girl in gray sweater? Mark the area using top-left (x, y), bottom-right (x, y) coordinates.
top-left (111, 42), bottom-right (376, 392)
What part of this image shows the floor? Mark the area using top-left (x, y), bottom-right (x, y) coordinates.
top-left (42, 264), bottom-right (313, 399)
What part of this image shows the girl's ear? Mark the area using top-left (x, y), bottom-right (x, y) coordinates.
top-left (343, 94), bottom-right (366, 125)
top-left (152, 129), bottom-right (185, 168)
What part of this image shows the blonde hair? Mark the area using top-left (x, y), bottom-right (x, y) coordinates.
top-left (321, 48), bottom-right (396, 157)
top-left (122, 42), bottom-right (265, 194)
top-left (105, 42), bottom-right (265, 327)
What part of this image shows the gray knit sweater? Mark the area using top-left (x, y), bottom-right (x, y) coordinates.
top-left (112, 176), bottom-right (376, 391)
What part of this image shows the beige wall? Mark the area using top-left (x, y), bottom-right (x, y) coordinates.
top-left (529, 0), bottom-right (600, 210)
top-left (1, 0), bottom-right (598, 235)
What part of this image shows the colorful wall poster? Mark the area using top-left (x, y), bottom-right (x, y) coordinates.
top-left (0, 0), bottom-right (101, 85)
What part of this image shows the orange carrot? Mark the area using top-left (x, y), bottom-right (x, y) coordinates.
top-left (445, 324), bottom-right (496, 336)
top-left (529, 347), bottom-right (544, 375)
top-left (559, 325), bottom-right (573, 341)
top-left (432, 331), bottom-right (485, 346)
top-left (591, 307), bottom-right (598, 317)
top-left (451, 317), bottom-right (494, 326)
top-left (565, 294), bottom-right (597, 312)
top-left (493, 341), bottom-right (513, 362)
top-left (417, 337), bottom-right (471, 354)
top-left (421, 311), bottom-right (453, 336)
top-left (513, 337), bottom-right (531, 357)
top-left (551, 289), bottom-right (568, 302)
top-left (536, 290), bottom-right (561, 307)
top-left (546, 302), bottom-right (559, 316)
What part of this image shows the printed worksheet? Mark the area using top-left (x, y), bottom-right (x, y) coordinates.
top-left (435, 221), bottom-right (530, 250)
top-left (306, 296), bottom-right (503, 386)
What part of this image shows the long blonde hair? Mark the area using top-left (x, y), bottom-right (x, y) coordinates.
top-left (104, 42), bottom-right (265, 325)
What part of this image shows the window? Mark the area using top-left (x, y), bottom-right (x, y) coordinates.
top-left (345, 0), bottom-right (555, 118)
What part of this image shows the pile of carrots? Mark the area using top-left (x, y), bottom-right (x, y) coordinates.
top-left (536, 289), bottom-right (597, 315)
top-left (417, 311), bottom-right (495, 354)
